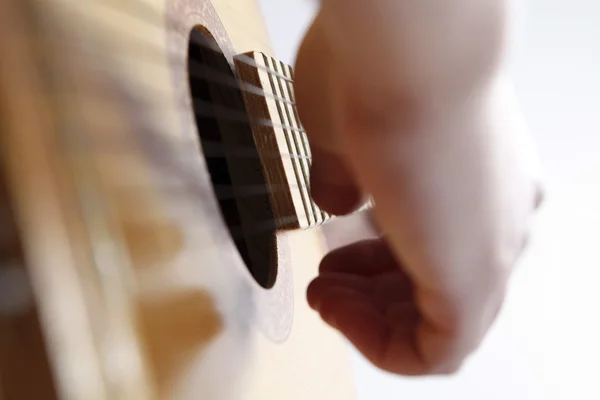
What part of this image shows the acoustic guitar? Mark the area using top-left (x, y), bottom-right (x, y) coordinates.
top-left (0, 0), bottom-right (372, 398)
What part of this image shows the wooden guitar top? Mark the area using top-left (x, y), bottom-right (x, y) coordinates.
top-left (0, 0), bottom-right (359, 399)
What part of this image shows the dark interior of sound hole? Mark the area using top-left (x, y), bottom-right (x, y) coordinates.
top-left (187, 27), bottom-right (278, 289)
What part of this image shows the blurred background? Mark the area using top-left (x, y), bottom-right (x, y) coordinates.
top-left (257, 0), bottom-right (600, 399)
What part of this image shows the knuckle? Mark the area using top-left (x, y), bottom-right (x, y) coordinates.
top-left (533, 180), bottom-right (547, 211)
top-left (427, 359), bottom-right (465, 376)
top-left (444, 362), bottom-right (463, 376)
top-left (441, 362), bottom-right (464, 376)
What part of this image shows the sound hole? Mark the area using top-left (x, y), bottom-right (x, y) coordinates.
top-left (187, 27), bottom-right (278, 289)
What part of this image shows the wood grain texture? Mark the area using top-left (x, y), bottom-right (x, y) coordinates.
top-left (0, 0), bottom-right (357, 399)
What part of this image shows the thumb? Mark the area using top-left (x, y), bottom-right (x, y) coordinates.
top-left (294, 18), bottom-right (363, 216)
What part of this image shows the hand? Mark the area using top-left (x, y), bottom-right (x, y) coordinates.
top-left (294, 0), bottom-right (544, 375)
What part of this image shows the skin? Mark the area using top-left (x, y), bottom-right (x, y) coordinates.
top-left (294, 0), bottom-right (544, 375)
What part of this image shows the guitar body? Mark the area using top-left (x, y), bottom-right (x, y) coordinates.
top-left (0, 0), bottom-right (356, 399)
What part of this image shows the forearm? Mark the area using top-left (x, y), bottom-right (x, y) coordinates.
top-left (295, 0), bottom-right (543, 375)
top-left (319, 0), bottom-right (511, 108)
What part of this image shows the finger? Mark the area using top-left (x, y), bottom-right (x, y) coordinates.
top-left (412, 280), bottom-right (508, 375)
top-left (294, 17), bottom-right (362, 215)
top-left (315, 286), bottom-right (386, 347)
top-left (319, 238), bottom-right (399, 276)
top-left (315, 286), bottom-right (427, 376)
top-left (372, 273), bottom-right (414, 308)
top-left (310, 147), bottom-right (364, 215)
top-left (306, 273), bottom-right (373, 311)
top-left (307, 272), bottom-right (413, 313)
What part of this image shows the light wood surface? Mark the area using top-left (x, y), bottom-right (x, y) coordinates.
top-left (0, 0), bottom-right (357, 399)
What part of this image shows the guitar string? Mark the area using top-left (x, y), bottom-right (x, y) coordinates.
top-left (54, 84), bottom-right (318, 170)
top-left (48, 0), bottom-right (294, 82)
top-left (54, 68), bottom-right (323, 213)
top-left (63, 136), bottom-right (311, 161)
top-left (171, 210), bottom-right (334, 253)
top-left (169, 201), bottom-right (370, 249)
top-left (41, 1), bottom-right (371, 235)
top-left (44, 0), bottom-right (376, 358)
top-left (31, 9), bottom-right (297, 158)
top-left (102, 180), bottom-right (312, 201)
top-left (39, 1), bottom-right (314, 162)
top-left (44, 37), bottom-right (321, 204)
top-left (49, 33), bottom-right (295, 107)
top-left (71, 87), bottom-right (330, 226)
top-left (53, 59), bottom-right (333, 233)
top-left (71, 111), bottom-right (336, 237)
top-left (46, 38), bottom-right (314, 163)
top-left (31, 3), bottom-right (373, 336)
top-left (41, 27), bottom-right (306, 135)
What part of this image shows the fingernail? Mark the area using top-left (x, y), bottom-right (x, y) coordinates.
top-left (309, 148), bottom-right (362, 215)
top-left (323, 313), bottom-right (338, 329)
top-left (306, 281), bottom-right (322, 312)
top-left (310, 298), bottom-right (321, 312)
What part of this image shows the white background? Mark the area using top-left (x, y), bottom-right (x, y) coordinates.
top-left (257, 1), bottom-right (600, 399)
